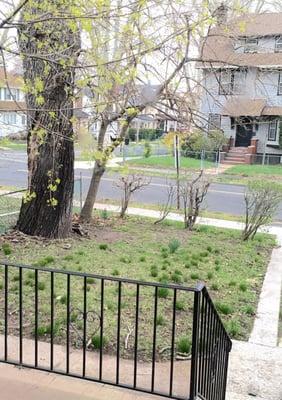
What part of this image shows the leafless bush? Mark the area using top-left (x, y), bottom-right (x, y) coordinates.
top-left (115, 174), bottom-right (151, 218)
top-left (154, 182), bottom-right (176, 225)
top-left (243, 182), bottom-right (282, 241)
top-left (180, 171), bottom-right (210, 230)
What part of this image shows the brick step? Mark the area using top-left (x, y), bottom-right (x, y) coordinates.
top-left (229, 147), bottom-right (249, 153)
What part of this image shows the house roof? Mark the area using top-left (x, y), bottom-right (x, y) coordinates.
top-left (220, 97), bottom-right (282, 117)
top-left (221, 98), bottom-right (266, 117)
top-left (0, 100), bottom-right (26, 111)
top-left (200, 12), bottom-right (282, 68)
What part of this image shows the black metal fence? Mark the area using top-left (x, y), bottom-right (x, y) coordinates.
top-left (0, 262), bottom-right (232, 400)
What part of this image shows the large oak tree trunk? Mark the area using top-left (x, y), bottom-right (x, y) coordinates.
top-left (17, 1), bottom-right (80, 238)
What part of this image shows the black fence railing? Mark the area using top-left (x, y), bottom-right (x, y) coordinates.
top-left (0, 262), bottom-right (232, 400)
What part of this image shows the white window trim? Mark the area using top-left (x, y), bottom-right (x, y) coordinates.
top-left (244, 37), bottom-right (258, 53)
top-left (268, 120), bottom-right (278, 142)
top-left (275, 36), bottom-right (282, 52)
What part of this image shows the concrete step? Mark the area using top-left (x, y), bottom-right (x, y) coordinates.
top-left (227, 152), bottom-right (247, 158)
top-left (224, 157), bottom-right (246, 162)
top-left (222, 160), bottom-right (246, 165)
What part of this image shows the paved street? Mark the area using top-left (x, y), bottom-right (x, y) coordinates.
top-left (1, 150), bottom-right (282, 221)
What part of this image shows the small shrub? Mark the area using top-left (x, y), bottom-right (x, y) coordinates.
top-left (171, 273), bottom-right (182, 284)
top-left (168, 239), bottom-right (180, 254)
top-left (191, 260), bottom-right (198, 267)
top-left (175, 301), bottom-right (185, 311)
top-left (38, 282), bottom-right (46, 291)
top-left (184, 263), bottom-right (190, 269)
top-left (139, 256), bottom-right (146, 262)
top-left (239, 282), bottom-right (247, 292)
top-left (161, 265), bottom-right (167, 271)
top-left (60, 294), bottom-right (67, 304)
top-left (92, 334), bottom-right (108, 349)
top-left (177, 336), bottom-right (192, 354)
top-left (161, 252), bottom-right (168, 259)
top-left (156, 315), bottom-right (165, 326)
top-left (214, 259), bottom-right (220, 265)
top-left (27, 271), bottom-right (35, 279)
top-left (215, 302), bottom-right (233, 315)
top-left (36, 326), bottom-right (46, 336)
top-left (159, 273), bottom-right (169, 283)
top-left (229, 280), bottom-right (236, 287)
top-left (2, 243), bottom-right (12, 255)
top-left (36, 256), bottom-right (55, 267)
top-left (99, 243), bottom-right (108, 250)
top-left (211, 283), bottom-right (219, 291)
top-left (86, 277), bottom-right (95, 284)
top-left (112, 269), bottom-right (120, 276)
top-left (215, 265), bottom-right (220, 272)
top-left (200, 251), bottom-right (209, 258)
top-left (100, 209), bottom-right (108, 220)
top-left (12, 274), bottom-right (20, 282)
top-left (174, 269), bottom-right (182, 275)
top-left (214, 249), bottom-right (220, 255)
top-left (64, 255), bottom-right (74, 261)
top-left (190, 272), bottom-right (199, 280)
top-left (207, 272), bottom-right (213, 279)
top-left (226, 320), bottom-right (241, 338)
top-left (244, 305), bottom-right (255, 315)
top-left (207, 246), bottom-right (213, 252)
top-left (150, 265), bottom-right (158, 278)
top-left (158, 287), bottom-right (169, 298)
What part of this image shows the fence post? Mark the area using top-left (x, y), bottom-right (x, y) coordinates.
top-left (79, 172), bottom-right (83, 211)
top-left (189, 289), bottom-right (201, 400)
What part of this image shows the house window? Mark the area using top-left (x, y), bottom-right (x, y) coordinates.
top-left (244, 37), bottom-right (258, 53)
top-left (219, 69), bottom-right (246, 95)
top-left (4, 88), bottom-right (20, 101)
top-left (278, 73), bottom-right (282, 95)
top-left (268, 120), bottom-right (278, 141)
top-left (3, 112), bottom-right (17, 125)
top-left (21, 115), bottom-right (26, 125)
top-left (275, 36), bottom-right (282, 52)
top-left (208, 113), bottom-right (221, 131)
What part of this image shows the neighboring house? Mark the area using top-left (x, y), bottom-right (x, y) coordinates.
top-left (199, 8), bottom-right (282, 163)
top-left (0, 68), bottom-right (26, 137)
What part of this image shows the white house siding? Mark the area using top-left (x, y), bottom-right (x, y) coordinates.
top-left (0, 112), bottom-right (26, 137)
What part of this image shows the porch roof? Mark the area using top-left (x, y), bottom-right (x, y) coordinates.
top-left (221, 98), bottom-right (266, 117)
top-left (262, 106), bottom-right (282, 115)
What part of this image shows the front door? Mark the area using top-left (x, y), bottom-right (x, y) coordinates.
top-left (235, 119), bottom-right (253, 147)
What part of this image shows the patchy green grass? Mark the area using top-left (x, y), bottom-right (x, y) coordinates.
top-left (0, 216), bottom-right (275, 359)
top-left (0, 138), bottom-right (26, 151)
top-left (127, 156), bottom-right (215, 170)
top-left (220, 164), bottom-right (282, 185)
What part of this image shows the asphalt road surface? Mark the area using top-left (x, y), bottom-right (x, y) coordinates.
top-left (1, 150), bottom-right (282, 221)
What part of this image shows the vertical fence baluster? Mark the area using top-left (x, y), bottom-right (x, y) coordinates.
top-left (151, 286), bottom-right (158, 393)
top-left (197, 291), bottom-right (204, 395)
top-left (133, 284), bottom-right (139, 388)
top-left (66, 274), bottom-right (70, 374)
top-left (50, 271), bottom-right (54, 370)
top-left (116, 281), bottom-right (122, 384)
top-left (200, 294), bottom-right (208, 398)
top-left (207, 300), bottom-right (216, 400)
top-left (203, 296), bottom-right (211, 398)
top-left (34, 269), bottom-right (38, 367)
top-left (169, 289), bottom-right (177, 397)
top-left (99, 278), bottom-right (104, 381)
top-left (189, 290), bottom-right (200, 400)
top-left (82, 276), bottom-right (87, 377)
top-left (4, 265), bottom-right (8, 361)
top-left (19, 267), bottom-right (23, 364)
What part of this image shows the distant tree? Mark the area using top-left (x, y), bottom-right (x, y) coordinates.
top-left (243, 182), bottom-right (282, 241)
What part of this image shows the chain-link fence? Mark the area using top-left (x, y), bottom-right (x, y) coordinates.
top-left (249, 153), bottom-right (282, 165)
top-left (0, 177), bottom-right (83, 235)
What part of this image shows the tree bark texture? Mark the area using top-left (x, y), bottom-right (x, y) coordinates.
top-left (17, 2), bottom-right (80, 238)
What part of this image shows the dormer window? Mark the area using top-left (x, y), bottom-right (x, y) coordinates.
top-left (244, 37), bottom-right (258, 53)
top-left (275, 36), bottom-right (282, 52)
